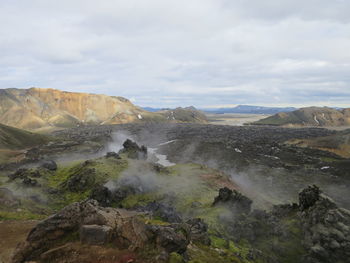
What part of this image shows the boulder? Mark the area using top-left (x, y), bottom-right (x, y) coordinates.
top-left (41, 160), bottom-right (57, 171)
top-left (105, 152), bottom-right (121, 159)
top-left (11, 199), bottom-right (192, 263)
top-left (79, 224), bottom-right (112, 245)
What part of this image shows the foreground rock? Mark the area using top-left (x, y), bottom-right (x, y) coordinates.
top-left (11, 199), bottom-right (211, 263)
top-left (299, 185), bottom-right (350, 263)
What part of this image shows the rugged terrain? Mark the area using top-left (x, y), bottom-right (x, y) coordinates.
top-left (0, 123), bottom-right (349, 263)
top-left (253, 107), bottom-right (350, 127)
top-left (0, 88), bottom-right (207, 131)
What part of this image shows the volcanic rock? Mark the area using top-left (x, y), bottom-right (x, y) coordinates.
top-left (299, 185), bottom-right (350, 263)
top-left (119, 139), bottom-right (147, 159)
top-left (213, 187), bottom-right (252, 214)
top-left (11, 199), bottom-right (193, 263)
top-left (41, 160), bottom-right (57, 171)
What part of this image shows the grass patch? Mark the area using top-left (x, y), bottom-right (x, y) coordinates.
top-left (0, 210), bottom-right (47, 221)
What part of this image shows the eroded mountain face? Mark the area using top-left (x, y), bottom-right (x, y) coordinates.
top-left (0, 88), bottom-right (208, 131)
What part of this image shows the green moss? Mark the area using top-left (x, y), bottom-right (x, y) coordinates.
top-left (169, 252), bottom-right (184, 263)
top-left (120, 193), bottom-right (156, 209)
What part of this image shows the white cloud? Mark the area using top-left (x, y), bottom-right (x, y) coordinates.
top-left (0, 0), bottom-right (349, 107)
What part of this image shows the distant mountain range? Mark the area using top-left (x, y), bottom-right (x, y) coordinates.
top-left (201, 105), bottom-right (297, 114)
top-left (0, 88), bottom-right (208, 131)
top-left (252, 107), bottom-right (350, 127)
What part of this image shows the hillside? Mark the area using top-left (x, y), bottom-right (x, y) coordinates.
top-left (289, 129), bottom-right (350, 158)
top-left (0, 88), bottom-right (207, 131)
top-left (252, 106), bottom-right (350, 127)
top-left (160, 106), bottom-right (208, 123)
top-left (0, 123), bottom-right (48, 163)
top-left (0, 123), bottom-right (48, 150)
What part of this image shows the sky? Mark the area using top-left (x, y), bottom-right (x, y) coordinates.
top-left (1, 0), bottom-right (350, 108)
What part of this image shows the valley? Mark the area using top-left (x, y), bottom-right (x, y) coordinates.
top-left (1, 121), bottom-right (349, 263)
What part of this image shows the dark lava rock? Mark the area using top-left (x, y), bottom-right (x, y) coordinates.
top-left (41, 160), bottom-right (57, 171)
top-left (213, 187), bottom-right (252, 214)
top-left (8, 168), bottom-right (28, 181)
top-left (119, 139), bottom-right (147, 159)
top-left (90, 185), bottom-right (113, 207)
top-left (138, 201), bottom-right (182, 223)
top-left (186, 218), bottom-right (211, 245)
top-left (11, 199), bottom-right (191, 263)
top-left (299, 185), bottom-right (321, 211)
top-left (148, 225), bottom-right (189, 254)
top-left (299, 185), bottom-right (350, 263)
top-left (105, 151), bottom-right (121, 159)
top-left (22, 177), bottom-right (40, 187)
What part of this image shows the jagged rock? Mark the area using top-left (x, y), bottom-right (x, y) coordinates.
top-left (138, 201), bottom-right (182, 223)
top-left (148, 225), bottom-right (189, 254)
top-left (105, 151), bottom-right (121, 159)
top-left (79, 224), bottom-right (112, 245)
top-left (299, 185), bottom-right (321, 211)
top-left (11, 199), bottom-right (192, 263)
top-left (186, 218), bottom-right (211, 245)
top-left (299, 185), bottom-right (350, 263)
top-left (119, 139), bottom-right (147, 159)
top-left (8, 168), bottom-right (29, 181)
top-left (89, 185), bottom-right (113, 207)
top-left (213, 187), bottom-right (252, 214)
top-left (41, 160), bottom-right (57, 171)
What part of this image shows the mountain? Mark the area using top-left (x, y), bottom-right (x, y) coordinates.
top-left (203, 105), bottom-right (296, 114)
top-left (159, 106), bottom-right (208, 123)
top-left (252, 106), bottom-right (350, 127)
top-left (0, 88), bottom-right (207, 130)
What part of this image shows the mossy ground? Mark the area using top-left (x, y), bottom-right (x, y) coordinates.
top-left (0, 155), bottom-right (308, 262)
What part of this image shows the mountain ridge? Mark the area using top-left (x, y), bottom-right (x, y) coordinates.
top-left (0, 88), bottom-right (207, 130)
top-left (252, 106), bottom-right (350, 127)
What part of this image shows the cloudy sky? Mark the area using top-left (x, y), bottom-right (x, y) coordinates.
top-left (1, 0), bottom-right (350, 108)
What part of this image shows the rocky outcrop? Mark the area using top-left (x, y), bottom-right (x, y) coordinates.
top-left (299, 186), bottom-right (350, 263)
top-left (213, 187), bottom-right (252, 215)
top-left (11, 199), bottom-right (206, 263)
top-left (119, 139), bottom-right (148, 159)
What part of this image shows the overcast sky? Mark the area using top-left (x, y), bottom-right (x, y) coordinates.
top-left (1, 0), bottom-right (350, 108)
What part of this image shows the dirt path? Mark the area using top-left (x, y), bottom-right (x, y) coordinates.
top-left (0, 220), bottom-right (38, 263)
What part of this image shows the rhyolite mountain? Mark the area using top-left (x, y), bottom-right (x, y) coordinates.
top-left (0, 88), bottom-right (207, 130)
top-left (252, 106), bottom-right (350, 127)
